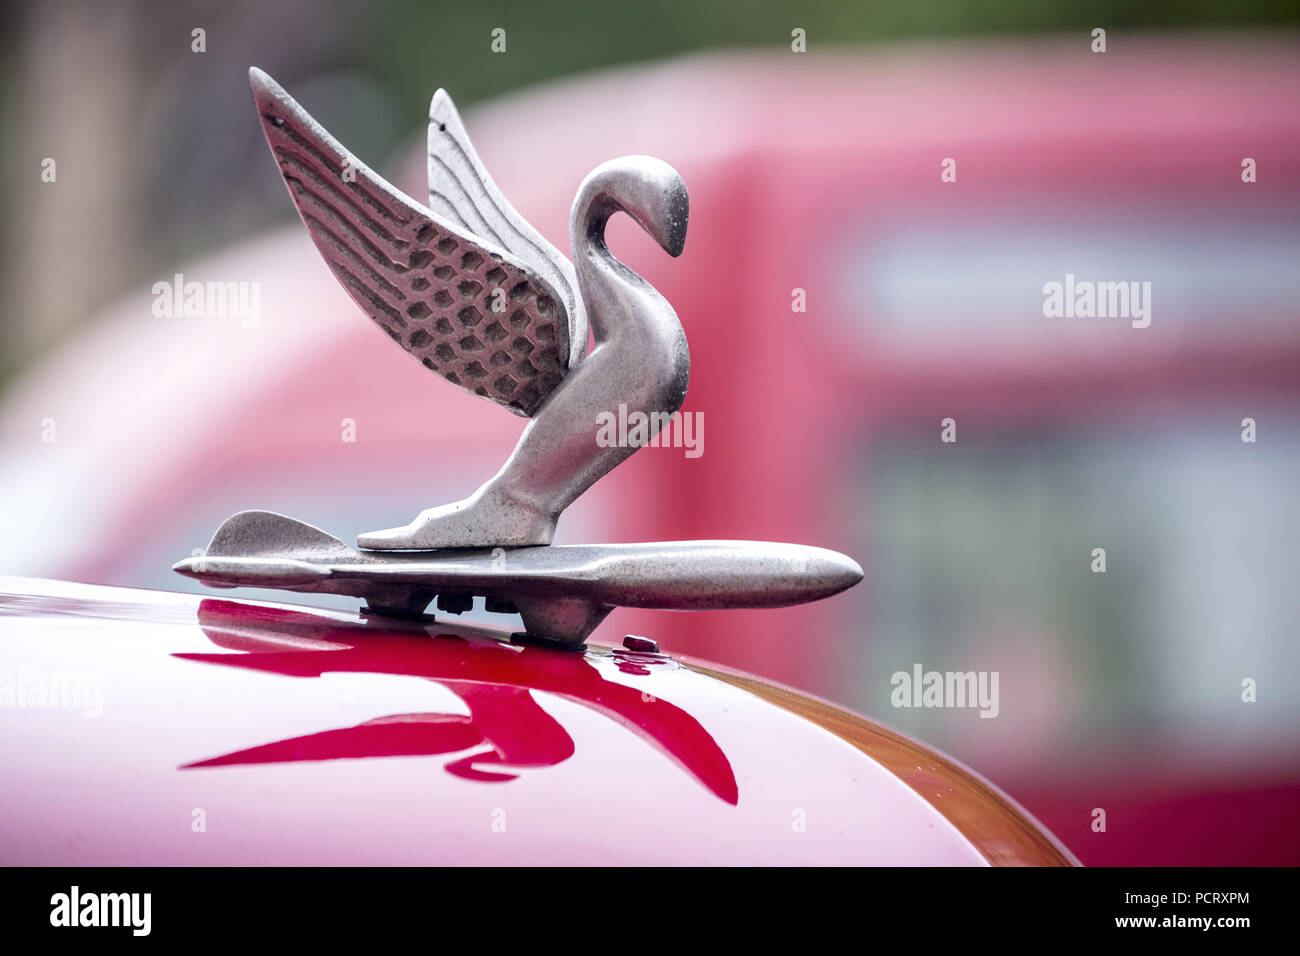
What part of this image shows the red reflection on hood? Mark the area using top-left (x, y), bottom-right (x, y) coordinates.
top-left (175, 599), bottom-right (738, 803)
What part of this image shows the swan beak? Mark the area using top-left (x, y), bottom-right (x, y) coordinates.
top-left (656, 174), bottom-right (689, 257)
top-left (662, 211), bottom-right (688, 257)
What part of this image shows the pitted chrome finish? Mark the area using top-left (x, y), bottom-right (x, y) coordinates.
top-left (250, 69), bottom-right (688, 550)
top-left (361, 156), bottom-right (690, 550)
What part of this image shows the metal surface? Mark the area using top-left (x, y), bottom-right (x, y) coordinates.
top-left (426, 87), bottom-right (587, 372)
top-left (358, 154), bottom-right (690, 551)
top-left (250, 68), bottom-right (574, 418)
top-left (251, 69), bottom-right (689, 550)
top-left (0, 577), bottom-right (1078, 866)
top-left (174, 511), bottom-right (863, 646)
top-left (180, 69), bottom-right (861, 645)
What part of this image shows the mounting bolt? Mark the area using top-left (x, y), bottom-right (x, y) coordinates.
top-left (623, 635), bottom-right (659, 653)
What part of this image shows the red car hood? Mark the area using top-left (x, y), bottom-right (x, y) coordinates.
top-left (0, 577), bottom-right (1074, 865)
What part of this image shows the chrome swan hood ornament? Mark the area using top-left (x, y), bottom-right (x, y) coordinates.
top-left (175, 68), bottom-right (861, 647)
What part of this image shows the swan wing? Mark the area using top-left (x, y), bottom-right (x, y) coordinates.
top-left (250, 68), bottom-right (568, 417)
top-left (428, 89), bottom-right (586, 372)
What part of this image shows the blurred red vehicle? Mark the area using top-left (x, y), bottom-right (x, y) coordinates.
top-left (2, 37), bottom-right (1297, 864)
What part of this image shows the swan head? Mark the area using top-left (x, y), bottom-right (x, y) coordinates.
top-left (571, 155), bottom-right (689, 258)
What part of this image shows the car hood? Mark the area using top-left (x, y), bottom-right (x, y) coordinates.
top-left (0, 576), bottom-right (1074, 865)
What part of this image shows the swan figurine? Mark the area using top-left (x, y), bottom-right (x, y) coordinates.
top-left (174, 70), bottom-right (862, 646)
top-left (249, 68), bottom-right (689, 550)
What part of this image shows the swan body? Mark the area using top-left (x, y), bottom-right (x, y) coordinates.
top-left (249, 69), bottom-right (689, 551)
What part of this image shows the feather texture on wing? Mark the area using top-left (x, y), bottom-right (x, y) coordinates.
top-left (250, 68), bottom-right (572, 417)
top-left (427, 90), bottom-right (587, 371)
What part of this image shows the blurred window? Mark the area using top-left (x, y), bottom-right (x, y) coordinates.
top-left (842, 413), bottom-right (1300, 767)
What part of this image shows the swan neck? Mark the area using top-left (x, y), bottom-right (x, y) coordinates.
top-left (572, 195), bottom-right (651, 341)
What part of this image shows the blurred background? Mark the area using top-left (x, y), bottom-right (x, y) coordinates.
top-left (2, 0), bottom-right (1298, 864)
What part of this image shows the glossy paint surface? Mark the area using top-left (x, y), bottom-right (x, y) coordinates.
top-left (0, 578), bottom-right (1074, 865)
